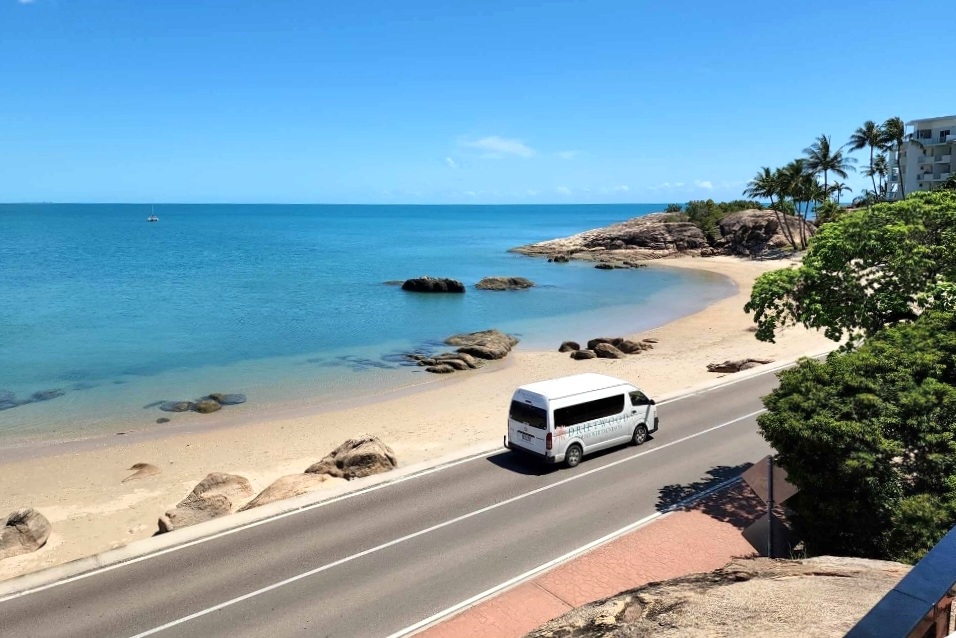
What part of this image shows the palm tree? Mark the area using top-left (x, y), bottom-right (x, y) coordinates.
top-left (848, 121), bottom-right (882, 195)
top-left (880, 117), bottom-right (906, 198)
top-left (803, 134), bottom-right (856, 201)
top-left (744, 167), bottom-right (797, 250)
top-left (830, 182), bottom-right (852, 205)
top-left (778, 159), bottom-right (816, 249)
top-left (868, 153), bottom-right (889, 199)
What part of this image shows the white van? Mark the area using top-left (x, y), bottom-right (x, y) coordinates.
top-left (505, 373), bottom-right (658, 467)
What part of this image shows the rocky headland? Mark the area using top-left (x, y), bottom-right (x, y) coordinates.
top-left (511, 209), bottom-right (814, 264)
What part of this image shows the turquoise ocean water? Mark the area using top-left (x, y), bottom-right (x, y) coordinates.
top-left (0, 204), bottom-right (735, 446)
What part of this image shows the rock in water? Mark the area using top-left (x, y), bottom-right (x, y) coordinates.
top-left (305, 435), bottom-right (397, 480)
top-left (558, 341), bottom-right (580, 353)
top-left (594, 263), bottom-right (614, 269)
top-left (400, 276), bottom-right (466, 293)
top-left (122, 463), bottom-right (161, 483)
top-left (445, 329), bottom-right (519, 360)
top-left (30, 389), bottom-right (65, 402)
top-left (192, 399), bottom-right (222, 414)
top-left (239, 474), bottom-right (342, 511)
top-left (474, 277), bottom-right (535, 290)
top-left (159, 401), bottom-right (194, 413)
top-left (0, 508), bottom-right (52, 560)
top-left (593, 343), bottom-right (627, 359)
top-left (156, 417), bottom-right (171, 424)
top-left (207, 393), bottom-right (247, 405)
top-left (157, 472), bottom-right (253, 533)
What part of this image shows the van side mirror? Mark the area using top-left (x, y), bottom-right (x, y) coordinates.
top-left (649, 399), bottom-right (656, 405)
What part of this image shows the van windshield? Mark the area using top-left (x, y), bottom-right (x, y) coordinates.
top-left (509, 401), bottom-right (547, 429)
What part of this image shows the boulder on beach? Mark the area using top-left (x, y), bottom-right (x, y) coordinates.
top-left (438, 352), bottom-right (480, 369)
top-left (157, 472), bottom-right (254, 533)
top-left (305, 435), bottom-right (398, 480)
top-left (435, 358), bottom-right (469, 371)
top-left (156, 417), bottom-right (171, 424)
top-left (426, 364), bottom-right (456, 374)
top-left (586, 337), bottom-right (620, 350)
top-left (0, 508), bottom-right (52, 561)
top-left (594, 343), bottom-right (627, 359)
top-left (239, 474), bottom-right (344, 511)
top-left (400, 276), bottom-right (466, 293)
top-left (707, 358), bottom-right (774, 373)
top-left (558, 341), bottom-right (580, 353)
top-left (122, 462), bottom-right (161, 483)
top-left (714, 208), bottom-right (815, 257)
top-left (642, 338), bottom-right (659, 344)
top-left (617, 339), bottom-right (648, 354)
top-left (570, 349), bottom-right (597, 360)
top-left (475, 276), bottom-right (535, 291)
top-left (445, 329), bottom-right (519, 360)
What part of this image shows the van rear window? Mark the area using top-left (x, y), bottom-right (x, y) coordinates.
top-left (509, 401), bottom-right (547, 429)
top-left (554, 394), bottom-right (625, 428)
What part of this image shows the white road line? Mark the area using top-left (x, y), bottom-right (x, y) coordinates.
top-left (385, 475), bottom-right (743, 638)
top-left (126, 409), bottom-right (765, 638)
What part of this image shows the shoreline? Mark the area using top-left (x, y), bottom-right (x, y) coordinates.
top-left (0, 255), bottom-right (837, 581)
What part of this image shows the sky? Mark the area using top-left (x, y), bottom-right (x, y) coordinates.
top-left (2, 0), bottom-right (955, 204)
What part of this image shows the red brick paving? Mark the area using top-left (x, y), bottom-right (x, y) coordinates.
top-left (417, 482), bottom-right (763, 638)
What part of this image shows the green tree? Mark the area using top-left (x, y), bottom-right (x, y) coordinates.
top-left (743, 167), bottom-right (798, 250)
top-left (865, 153), bottom-right (890, 200)
top-left (681, 199), bottom-right (763, 243)
top-left (814, 199), bottom-right (842, 225)
top-left (758, 310), bottom-right (956, 562)
top-left (745, 190), bottom-right (956, 345)
top-left (848, 120), bottom-right (883, 196)
top-left (803, 134), bottom-right (856, 201)
top-left (880, 117), bottom-right (906, 198)
top-left (830, 181), bottom-right (851, 205)
top-left (664, 203), bottom-right (683, 213)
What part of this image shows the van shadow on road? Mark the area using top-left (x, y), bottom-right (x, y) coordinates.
top-left (486, 437), bottom-right (658, 477)
top-left (655, 463), bottom-right (764, 530)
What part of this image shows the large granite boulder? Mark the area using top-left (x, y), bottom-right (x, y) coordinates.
top-left (475, 277), bottom-right (535, 290)
top-left (715, 209), bottom-right (815, 257)
top-left (239, 474), bottom-right (343, 511)
top-left (558, 341), bottom-right (580, 353)
top-left (593, 343), bottom-right (627, 359)
top-left (570, 349), bottom-right (597, 360)
top-left (305, 435), bottom-right (398, 480)
top-left (446, 329), bottom-right (519, 360)
top-left (0, 508), bottom-right (52, 560)
top-left (426, 364), bottom-right (456, 374)
top-left (707, 358), bottom-right (774, 373)
top-left (586, 337), bottom-right (620, 350)
top-left (512, 213), bottom-right (709, 261)
top-left (401, 277), bottom-right (466, 293)
top-left (157, 472), bottom-right (254, 533)
top-left (617, 339), bottom-right (649, 354)
top-left (525, 556), bottom-right (909, 638)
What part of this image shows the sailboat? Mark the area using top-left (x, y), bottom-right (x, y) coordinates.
top-left (147, 205), bottom-right (159, 222)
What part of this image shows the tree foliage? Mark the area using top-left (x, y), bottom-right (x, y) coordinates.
top-left (745, 190), bottom-right (956, 345)
top-left (758, 310), bottom-right (956, 563)
top-left (664, 203), bottom-right (683, 213)
top-left (680, 199), bottom-right (763, 243)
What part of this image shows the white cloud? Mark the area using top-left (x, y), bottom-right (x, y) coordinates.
top-left (611, 185), bottom-right (630, 193)
top-left (445, 157), bottom-right (458, 169)
top-left (694, 180), bottom-right (714, 190)
top-left (526, 189), bottom-right (539, 196)
top-left (648, 182), bottom-right (686, 191)
top-left (555, 150), bottom-right (578, 160)
top-left (461, 135), bottom-right (536, 158)
top-left (18, 0), bottom-right (36, 4)
top-left (463, 190), bottom-right (478, 198)
top-left (555, 186), bottom-right (572, 196)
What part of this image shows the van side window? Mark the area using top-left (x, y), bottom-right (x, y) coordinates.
top-left (554, 395), bottom-right (625, 428)
top-left (629, 391), bottom-right (651, 406)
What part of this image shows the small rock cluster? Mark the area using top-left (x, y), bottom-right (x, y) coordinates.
top-left (157, 435), bottom-right (398, 531)
top-left (406, 329), bottom-right (519, 374)
top-left (157, 393), bottom-right (247, 415)
top-left (593, 261), bottom-right (648, 270)
top-left (0, 388), bottom-right (66, 412)
top-left (562, 337), bottom-right (657, 361)
top-left (706, 358), bottom-right (773, 373)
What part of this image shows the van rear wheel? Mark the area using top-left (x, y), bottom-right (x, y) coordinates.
top-left (632, 424), bottom-right (649, 446)
top-left (565, 444), bottom-right (583, 468)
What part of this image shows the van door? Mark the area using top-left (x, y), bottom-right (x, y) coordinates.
top-left (628, 389), bottom-right (654, 438)
top-left (508, 397), bottom-right (549, 456)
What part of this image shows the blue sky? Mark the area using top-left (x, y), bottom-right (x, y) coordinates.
top-left (2, 0), bottom-right (954, 204)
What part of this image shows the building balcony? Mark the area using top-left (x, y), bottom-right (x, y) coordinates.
top-left (939, 173), bottom-right (951, 181)
top-left (937, 155), bottom-right (952, 163)
top-left (918, 155), bottom-right (932, 163)
top-left (915, 137), bottom-right (952, 146)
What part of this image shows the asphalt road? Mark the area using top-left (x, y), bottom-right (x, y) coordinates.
top-left (0, 369), bottom-right (781, 638)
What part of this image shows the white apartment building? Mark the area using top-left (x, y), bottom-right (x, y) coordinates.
top-left (887, 115), bottom-right (955, 199)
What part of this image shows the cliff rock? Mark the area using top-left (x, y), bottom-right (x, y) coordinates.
top-left (714, 209), bottom-right (816, 257)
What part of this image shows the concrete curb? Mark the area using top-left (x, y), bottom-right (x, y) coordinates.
top-left (0, 349), bottom-right (831, 600)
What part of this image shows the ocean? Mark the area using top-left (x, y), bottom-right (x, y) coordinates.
top-left (0, 203), bottom-right (735, 446)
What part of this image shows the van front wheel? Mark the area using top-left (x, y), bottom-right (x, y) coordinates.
top-left (632, 424), bottom-right (649, 446)
top-left (565, 444), bottom-right (583, 468)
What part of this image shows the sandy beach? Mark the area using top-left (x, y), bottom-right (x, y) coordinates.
top-left (0, 255), bottom-right (836, 581)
